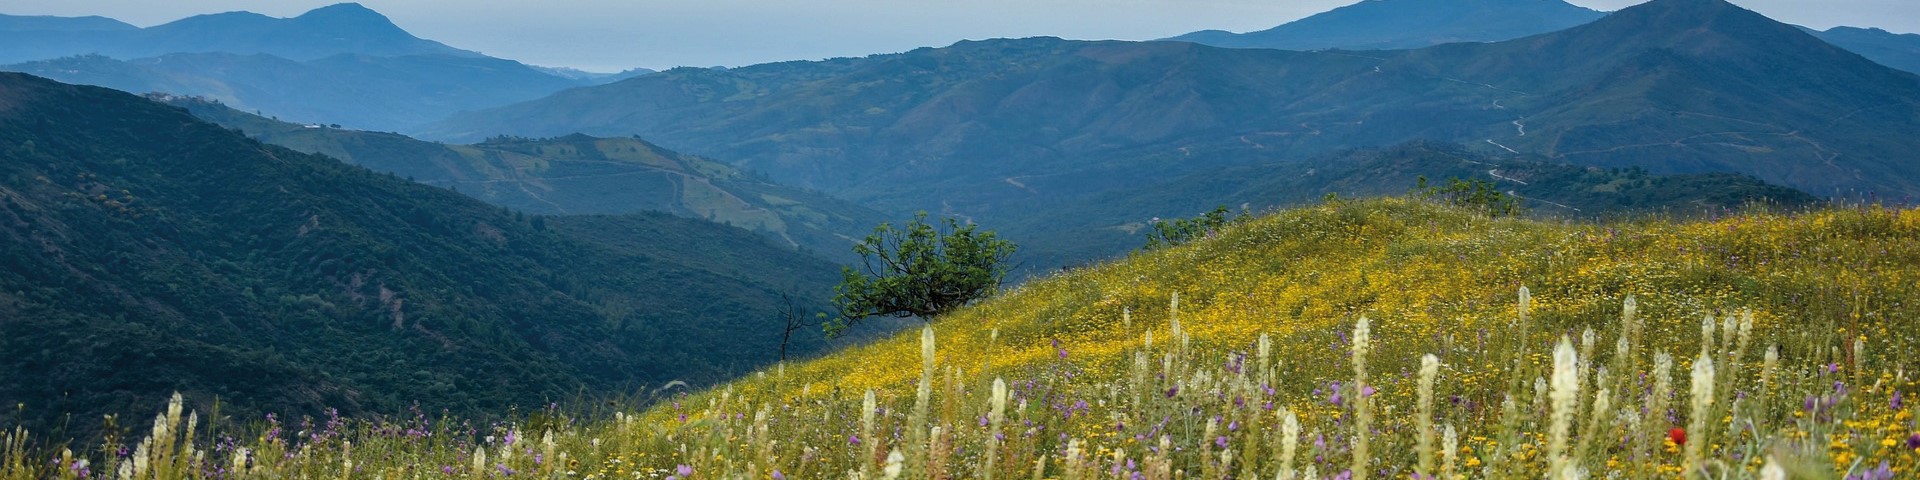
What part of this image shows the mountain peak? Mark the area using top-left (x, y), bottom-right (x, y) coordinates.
top-left (1572, 0), bottom-right (1829, 56)
top-left (297, 3), bottom-right (386, 20)
top-left (1165, 0), bottom-right (1605, 51)
top-left (292, 3), bottom-right (401, 29)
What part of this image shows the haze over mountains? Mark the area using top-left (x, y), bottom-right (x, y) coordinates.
top-left (0, 3), bottom-right (651, 131)
top-left (0, 3), bottom-right (476, 64)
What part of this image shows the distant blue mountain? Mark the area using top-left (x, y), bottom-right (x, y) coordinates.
top-left (1807, 26), bottom-right (1920, 75)
top-left (0, 3), bottom-right (478, 64)
top-left (1168, 0), bottom-right (1920, 76)
top-left (1166, 0), bottom-right (1605, 50)
top-left (0, 3), bottom-right (657, 130)
top-left (0, 13), bottom-right (134, 32)
top-left (2, 52), bottom-right (592, 131)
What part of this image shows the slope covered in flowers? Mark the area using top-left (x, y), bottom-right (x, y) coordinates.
top-left (6, 198), bottom-right (1919, 479)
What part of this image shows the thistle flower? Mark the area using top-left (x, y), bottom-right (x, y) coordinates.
top-left (1350, 316), bottom-right (1371, 480)
top-left (985, 378), bottom-right (1009, 480)
top-left (1416, 354), bottom-right (1441, 477)
top-left (883, 449), bottom-right (905, 479)
top-left (1685, 353), bottom-right (1716, 478)
top-left (1546, 337), bottom-right (1580, 477)
top-left (1279, 408), bottom-right (1300, 480)
top-left (1760, 457), bottom-right (1785, 480)
top-left (1699, 315), bottom-right (1716, 359)
top-left (471, 446), bottom-right (487, 478)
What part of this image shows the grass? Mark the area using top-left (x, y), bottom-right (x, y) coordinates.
top-left (6, 198), bottom-right (1919, 479)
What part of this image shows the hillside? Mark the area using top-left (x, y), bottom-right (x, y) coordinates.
top-left (1812, 26), bottom-right (1920, 75)
top-left (0, 72), bottom-right (849, 432)
top-left (0, 3), bottom-right (476, 64)
top-left (993, 142), bottom-right (1822, 268)
top-left (159, 95), bottom-right (882, 258)
top-left (420, 0), bottom-right (1920, 215)
top-left (1167, 0), bottom-right (1605, 51)
top-left (6, 198), bottom-right (1913, 478)
top-left (2, 52), bottom-right (592, 132)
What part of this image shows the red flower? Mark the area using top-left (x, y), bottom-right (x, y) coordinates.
top-left (1668, 428), bottom-right (1687, 446)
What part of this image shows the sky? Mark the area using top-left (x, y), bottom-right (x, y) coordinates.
top-left (5, 0), bottom-right (1917, 72)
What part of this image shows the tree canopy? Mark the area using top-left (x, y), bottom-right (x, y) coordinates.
top-left (829, 213), bottom-right (1017, 336)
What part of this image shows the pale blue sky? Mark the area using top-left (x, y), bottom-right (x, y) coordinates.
top-left (5, 0), bottom-right (1914, 72)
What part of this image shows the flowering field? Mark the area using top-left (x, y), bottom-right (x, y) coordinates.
top-left (6, 198), bottom-right (1919, 479)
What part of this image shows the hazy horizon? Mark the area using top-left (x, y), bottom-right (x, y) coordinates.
top-left (5, 0), bottom-right (1915, 72)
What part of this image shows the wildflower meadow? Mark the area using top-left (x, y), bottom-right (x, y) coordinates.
top-left (5, 198), bottom-right (1919, 479)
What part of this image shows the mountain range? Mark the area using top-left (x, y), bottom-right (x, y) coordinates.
top-left (0, 72), bottom-right (848, 431)
top-left (0, 3), bottom-right (651, 131)
top-left (1166, 0), bottom-right (1920, 77)
top-left (0, 3), bottom-right (475, 64)
top-left (422, 0), bottom-right (1920, 216)
top-left (161, 95), bottom-right (884, 259)
top-left (1809, 26), bottom-right (1920, 75)
top-left (1166, 0), bottom-right (1606, 51)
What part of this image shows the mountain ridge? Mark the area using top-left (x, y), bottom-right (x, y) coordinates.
top-left (157, 94), bottom-right (882, 259)
top-left (422, 0), bottom-right (1920, 208)
top-left (0, 3), bottom-right (478, 64)
top-left (0, 71), bottom-right (846, 432)
top-left (1166, 0), bottom-right (1605, 51)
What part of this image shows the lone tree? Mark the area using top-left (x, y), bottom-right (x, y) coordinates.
top-left (828, 212), bottom-right (1017, 336)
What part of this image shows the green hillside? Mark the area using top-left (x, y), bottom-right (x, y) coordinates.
top-left (995, 142), bottom-right (1822, 269)
top-left (159, 95), bottom-right (881, 260)
top-left (0, 72), bottom-right (848, 433)
top-left (6, 198), bottom-right (1915, 479)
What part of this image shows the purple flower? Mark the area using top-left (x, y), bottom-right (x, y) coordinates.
top-left (772, 471), bottom-right (785, 480)
top-left (1166, 386), bottom-right (1179, 398)
top-left (678, 464), bottom-right (695, 476)
top-left (1907, 433), bottom-right (1920, 450)
top-left (1892, 390), bottom-right (1905, 411)
top-left (1215, 436), bottom-right (1229, 449)
top-left (1846, 461), bottom-right (1893, 480)
top-left (849, 434), bottom-right (862, 446)
top-left (1362, 385), bottom-right (1377, 397)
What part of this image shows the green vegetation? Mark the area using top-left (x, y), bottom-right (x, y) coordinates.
top-left (830, 213), bottom-right (1017, 336)
top-left (5, 198), bottom-right (1919, 479)
top-left (1415, 176), bottom-right (1520, 217)
top-left (1142, 205), bottom-right (1245, 250)
top-left (158, 96), bottom-right (883, 262)
top-left (0, 72), bottom-right (849, 434)
top-left (996, 141), bottom-right (1821, 271)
